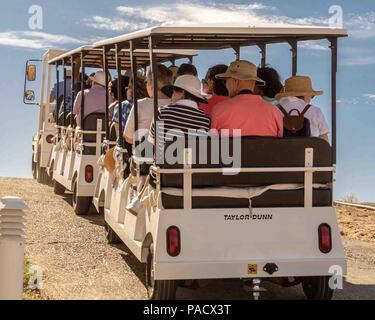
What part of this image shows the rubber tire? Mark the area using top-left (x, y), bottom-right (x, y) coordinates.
top-left (105, 222), bottom-right (121, 244)
top-left (37, 165), bottom-right (50, 184)
top-left (72, 180), bottom-right (92, 216)
top-left (98, 191), bottom-right (105, 215)
top-left (32, 154), bottom-right (37, 180)
top-left (302, 276), bottom-right (334, 300)
top-left (146, 244), bottom-right (177, 300)
top-left (53, 180), bottom-right (66, 195)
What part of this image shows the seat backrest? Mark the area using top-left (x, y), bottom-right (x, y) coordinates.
top-left (157, 136), bottom-right (333, 188)
top-left (82, 113), bottom-right (105, 146)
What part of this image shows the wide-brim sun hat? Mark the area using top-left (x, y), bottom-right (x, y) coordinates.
top-left (215, 60), bottom-right (265, 86)
top-left (275, 75), bottom-right (324, 100)
top-left (89, 70), bottom-right (111, 87)
top-left (162, 75), bottom-right (207, 103)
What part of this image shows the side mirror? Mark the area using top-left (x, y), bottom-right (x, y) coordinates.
top-left (24, 90), bottom-right (35, 102)
top-left (27, 64), bottom-right (36, 81)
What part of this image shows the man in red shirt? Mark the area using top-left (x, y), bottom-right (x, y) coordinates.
top-left (211, 60), bottom-right (283, 137)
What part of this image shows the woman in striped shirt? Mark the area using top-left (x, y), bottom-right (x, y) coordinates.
top-left (149, 75), bottom-right (211, 146)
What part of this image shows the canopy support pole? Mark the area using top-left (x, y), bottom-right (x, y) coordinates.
top-left (149, 36), bottom-right (159, 163)
top-left (55, 63), bottom-right (60, 122)
top-left (330, 38), bottom-right (338, 165)
top-left (115, 44), bottom-right (124, 148)
top-left (257, 43), bottom-right (267, 67)
top-left (62, 60), bottom-right (67, 127)
top-left (232, 45), bottom-right (240, 60)
top-left (70, 55), bottom-right (75, 127)
top-left (130, 40), bottom-right (139, 148)
top-left (103, 46), bottom-right (110, 140)
top-left (289, 40), bottom-right (298, 76)
top-left (80, 52), bottom-right (85, 130)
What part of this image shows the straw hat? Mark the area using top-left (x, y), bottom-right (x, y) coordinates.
top-left (162, 75), bottom-right (207, 103)
top-left (275, 75), bottom-right (324, 100)
top-left (216, 60), bottom-right (265, 85)
top-left (89, 70), bottom-right (111, 87)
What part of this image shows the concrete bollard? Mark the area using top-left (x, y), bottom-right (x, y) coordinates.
top-left (0, 196), bottom-right (28, 300)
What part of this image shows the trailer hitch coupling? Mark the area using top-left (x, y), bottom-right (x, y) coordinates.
top-left (263, 263), bottom-right (279, 275)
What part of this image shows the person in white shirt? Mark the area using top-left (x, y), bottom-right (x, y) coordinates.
top-left (123, 64), bottom-right (173, 145)
top-left (275, 75), bottom-right (329, 142)
top-left (73, 71), bottom-right (113, 126)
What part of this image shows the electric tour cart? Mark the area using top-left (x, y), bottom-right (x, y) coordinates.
top-left (93, 25), bottom-right (348, 300)
top-left (24, 49), bottom-right (65, 184)
top-left (47, 46), bottom-right (197, 215)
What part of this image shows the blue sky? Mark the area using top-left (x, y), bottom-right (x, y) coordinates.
top-left (0, 0), bottom-right (374, 201)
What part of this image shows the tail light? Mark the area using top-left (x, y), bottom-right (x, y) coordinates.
top-left (46, 135), bottom-right (54, 143)
top-left (318, 223), bottom-right (332, 253)
top-left (85, 165), bottom-right (94, 183)
top-left (167, 226), bottom-right (181, 257)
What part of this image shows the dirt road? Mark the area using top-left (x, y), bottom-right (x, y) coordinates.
top-left (0, 177), bottom-right (374, 300)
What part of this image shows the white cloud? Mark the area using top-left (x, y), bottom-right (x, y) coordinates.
top-left (83, 3), bottom-right (375, 42)
top-left (341, 55), bottom-right (375, 66)
top-left (338, 95), bottom-right (375, 106)
top-left (0, 31), bottom-right (84, 49)
top-left (298, 41), bottom-right (330, 51)
top-left (82, 16), bottom-right (148, 32)
top-left (81, 2), bottom-right (375, 65)
top-left (346, 13), bottom-right (375, 39)
top-left (84, 2), bottom-right (294, 32)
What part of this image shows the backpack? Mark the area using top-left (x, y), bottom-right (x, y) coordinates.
top-left (278, 104), bottom-right (312, 137)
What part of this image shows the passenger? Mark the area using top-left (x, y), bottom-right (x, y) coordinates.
top-left (108, 76), bottom-right (131, 137)
top-left (256, 66), bottom-right (283, 105)
top-left (149, 75), bottom-right (210, 145)
top-left (199, 64), bottom-right (229, 117)
top-left (114, 75), bottom-right (147, 138)
top-left (86, 72), bottom-right (96, 88)
top-left (73, 70), bottom-right (113, 126)
top-left (275, 75), bottom-right (329, 141)
top-left (211, 60), bottom-right (283, 137)
top-left (177, 63), bottom-right (198, 77)
top-left (50, 71), bottom-right (71, 104)
top-left (51, 70), bottom-right (71, 119)
top-left (168, 65), bottom-right (179, 82)
top-left (123, 64), bottom-right (172, 145)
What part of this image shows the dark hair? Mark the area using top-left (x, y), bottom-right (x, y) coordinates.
top-left (110, 76), bottom-right (129, 101)
top-left (147, 64), bottom-right (173, 89)
top-left (257, 66), bottom-right (283, 99)
top-left (131, 76), bottom-right (148, 100)
top-left (177, 63), bottom-right (198, 77)
top-left (205, 64), bottom-right (229, 96)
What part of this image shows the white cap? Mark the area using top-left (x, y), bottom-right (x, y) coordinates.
top-left (164, 75), bottom-right (206, 102)
top-left (89, 70), bottom-right (111, 87)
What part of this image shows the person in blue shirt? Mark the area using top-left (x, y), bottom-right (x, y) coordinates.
top-left (111, 74), bottom-right (148, 139)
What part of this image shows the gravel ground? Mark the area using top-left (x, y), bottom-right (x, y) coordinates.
top-left (0, 177), bottom-right (374, 300)
top-left (336, 203), bottom-right (375, 243)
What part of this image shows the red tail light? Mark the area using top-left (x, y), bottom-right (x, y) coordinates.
top-left (85, 165), bottom-right (94, 183)
top-left (318, 223), bottom-right (332, 253)
top-left (46, 135), bottom-right (54, 143)
top-left (167, 226), bottom-right (181, 257)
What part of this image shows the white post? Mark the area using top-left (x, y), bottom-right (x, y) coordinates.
top-left (183, 148), bottom-right (192, 210)
top-left (0, 197), bottom-right (28, 300)
top-left (304, 148), bottom-right (314, 208)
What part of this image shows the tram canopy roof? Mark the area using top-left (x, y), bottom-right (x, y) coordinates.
top-left (93, 24), bottom-right (348, 50)
top-left (48, 45), bottom-right (198, 69)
